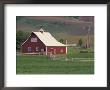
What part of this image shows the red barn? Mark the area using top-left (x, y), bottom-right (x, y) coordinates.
top-left (21, 28), bottom-right (67, 55)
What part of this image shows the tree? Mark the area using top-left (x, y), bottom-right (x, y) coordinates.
top-left (16, 16), bottom-right (24, 21)
top-left (16, 30), bottom-right (29, 51)
top-left (73, 16), bottom-right (79, 19)
top-left (78, 38), bottom-right (83, 47)
top-left (59, 39), bottom-right (64, 44)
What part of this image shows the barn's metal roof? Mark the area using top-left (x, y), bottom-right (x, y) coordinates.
top-left (33, 28), bottom-right (66, 46)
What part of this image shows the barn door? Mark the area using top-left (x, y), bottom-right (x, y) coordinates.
top-left (51, 49), bottom-right (56, 55)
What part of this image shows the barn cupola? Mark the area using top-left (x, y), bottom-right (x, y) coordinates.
top-left (39, 25), bottom-right (45, 33)
top-left (39, 28), bottom-right (44, 33)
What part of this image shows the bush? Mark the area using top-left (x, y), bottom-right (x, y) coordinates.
top-left (78, 38), bottom-right (83, 47)
top-left (80, 50), bottom-right (88, 53)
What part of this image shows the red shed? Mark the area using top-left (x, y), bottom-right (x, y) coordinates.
top-left (21, 28), bottom-right (67, 55)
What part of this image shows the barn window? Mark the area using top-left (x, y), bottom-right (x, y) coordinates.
top-left (36, 47), bottom-right (38, 51)
top-left (41, 49), bottom-right (44, 52)
top-left (28, 47), bottom-right (31, 52)
top-left (60, 49), bottom-right (63, 53)
top-left (31, 38), bottom-right (37, 42)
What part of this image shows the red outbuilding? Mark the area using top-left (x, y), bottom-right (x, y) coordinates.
top-left (21, 28), bottom-right (67, 55)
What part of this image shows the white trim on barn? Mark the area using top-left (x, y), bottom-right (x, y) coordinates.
top-left (46, 46), bottom-right (47, 55)
top-left (21, 33), bottom-right (32, 46)
top-left (66, 46), bottom-right (67, 54)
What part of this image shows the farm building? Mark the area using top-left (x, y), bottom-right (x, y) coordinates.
top-left (21, 28), bottom-right (67, 55)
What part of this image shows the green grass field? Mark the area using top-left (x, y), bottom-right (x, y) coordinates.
top-left (16, 47), bottom-right (94, 74)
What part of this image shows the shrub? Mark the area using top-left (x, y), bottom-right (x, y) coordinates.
top-left (80, 50), bottom-right (88, 53)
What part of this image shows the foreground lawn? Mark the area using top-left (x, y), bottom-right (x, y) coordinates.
top-left (16, 55), bottom-right (94, 74)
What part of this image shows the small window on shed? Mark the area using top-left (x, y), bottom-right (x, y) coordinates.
top-left (28, 47), bottom-right (32, 52)
top-left (31, 38), bottom-right (37, 42)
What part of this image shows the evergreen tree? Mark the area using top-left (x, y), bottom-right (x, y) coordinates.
top-left (78, 38), bottom-right (83, 47)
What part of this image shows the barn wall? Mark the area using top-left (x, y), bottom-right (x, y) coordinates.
top-left (21, 33), bottom-right (46, 53)
top-left (47, 46), bottom-right (66, 54)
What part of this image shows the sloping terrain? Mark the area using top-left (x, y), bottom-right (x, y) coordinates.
top-left (16, 16), bottom-right (94, 34)
top-left (16, 16), bottom-right (94, 45)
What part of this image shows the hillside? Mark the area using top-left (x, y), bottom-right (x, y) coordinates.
top-left (16, 16), bottom-right (94, 45)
